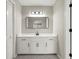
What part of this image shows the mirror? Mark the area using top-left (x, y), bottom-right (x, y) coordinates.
top-left (25, 17), bottom-right (49, 29)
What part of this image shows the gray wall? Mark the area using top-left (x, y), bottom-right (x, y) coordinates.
top-left (21, 6), bottom-right (53, 34)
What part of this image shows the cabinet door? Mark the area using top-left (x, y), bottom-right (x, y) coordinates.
top-left (29, 41), bottom-right (38, 54)
top-left (46, 39), bottom-right (57, 53)
top-left (37, 38), bottom-right (47, 54)
top-left (17, 38), bottom-right (29, 54)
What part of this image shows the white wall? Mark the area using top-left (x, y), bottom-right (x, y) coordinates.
top-left (53, 0), bottom-right (64, 59)
top-left (13, 0), bottom-right (22, 58)
top-left (21, 6), bottom-right (53, 34)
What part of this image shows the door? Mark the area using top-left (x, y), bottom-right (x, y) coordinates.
top-left (6, 0), bottom-right (14, 59)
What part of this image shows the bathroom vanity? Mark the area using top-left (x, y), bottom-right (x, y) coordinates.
top-left (16, 16), bottom-right (58, 54)
top-left (16, 34), bottom-right (58, 54)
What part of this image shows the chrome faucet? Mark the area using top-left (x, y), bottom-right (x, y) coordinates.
top-left (36, 31), bottom-right (39, 36)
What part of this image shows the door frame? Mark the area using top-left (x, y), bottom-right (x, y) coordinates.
top-left (6, 0), bottom-right (14, 59)
top-left (64, 0), bottom-right (72, 59)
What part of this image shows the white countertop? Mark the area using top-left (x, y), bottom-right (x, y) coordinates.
top-left (16, 33), bottom-right (57, 37)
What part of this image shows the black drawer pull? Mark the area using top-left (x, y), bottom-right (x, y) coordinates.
top-left (49, 39), bottom-right (53, 40)
top-left (22, 39), bottom-right (26, 41)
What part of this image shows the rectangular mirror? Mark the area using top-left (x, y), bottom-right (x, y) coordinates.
top-left (25, 17), bottom-right (49, 29)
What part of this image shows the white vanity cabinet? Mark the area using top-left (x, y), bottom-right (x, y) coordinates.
top-left (16, 36), bottom-right (58, 54)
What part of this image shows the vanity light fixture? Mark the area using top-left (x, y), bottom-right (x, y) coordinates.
top-left (32, 11), bottom-right (42, 15)
top-left (30, 11), bottom-right (45, 17)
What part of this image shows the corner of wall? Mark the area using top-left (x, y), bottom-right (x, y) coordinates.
top-left (53, 0), bottom-right (64, 59)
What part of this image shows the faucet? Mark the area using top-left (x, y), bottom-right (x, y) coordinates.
top-left (36, 31), bottom-right (39, 36)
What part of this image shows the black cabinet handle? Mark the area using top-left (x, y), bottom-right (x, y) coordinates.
top-left (28, 42), bottom-right (30, 47)
top-left (22, 39), bottom-right (26, 41)
top-left (49, 39), bottom-right (53, 40)
top-left (36, 43), bottom-right (39, 47)
top-left (46, 42), bottom-right (47, 47)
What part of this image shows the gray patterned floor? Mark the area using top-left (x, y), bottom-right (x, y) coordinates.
top-left (15, 54), bottom-right (59, 59)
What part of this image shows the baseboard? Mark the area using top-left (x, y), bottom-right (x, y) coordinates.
top-left (57, 54), bottom-right (62, 59)
top-left (13, 54), bottom-right (17, 59)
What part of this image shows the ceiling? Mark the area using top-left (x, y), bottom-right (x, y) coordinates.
top-left (18, 0), bottom-right (57, 6)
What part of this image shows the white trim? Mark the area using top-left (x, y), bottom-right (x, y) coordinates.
top-left (57, 54), bottom-right (62, 59)
top-left (13, 54), bottom-right (17, 59)
top-left (7, 0), bottom-right (15, 5)
top-left (64, 0), bottom-right (71, 59)
top-left (6, 1), bottom-right (14, 59)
